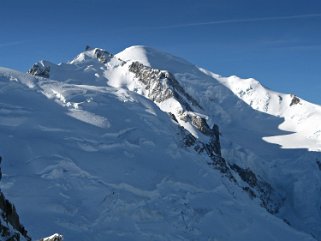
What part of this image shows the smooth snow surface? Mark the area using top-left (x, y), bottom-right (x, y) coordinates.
top-left (0, 46), bottom-right (320, 241)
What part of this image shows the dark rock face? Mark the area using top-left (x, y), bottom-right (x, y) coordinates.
top-left (168, 112), bottom-right (178, 123)
top-left (188, 115), bottom-right (212, 135)
top-left (198, 123), bottom-right (221, 158)
top-left (230, 163), bottom-right (283, 214)
top-left (207, 155), bottom-right (233, 180)
top-left (210, 124), bottom-right (221, 156)
top-left (230, 164), bottom-right (258, 188)
top-left (179, 125), bottom-right (233, 180)
top-left (129, 61), bottom-right (201, 109)
top-left (94, 49), bottom-right (113, 64)
top-left (290, 95), bottom-right (300, 106)
top-left (0, 157), bottom-right (31, 241)
top-left (28, 63), bottom-right (50, 78)
top-left (278, 95), bottom-right (283, 103)
top-left (129, 62), bottom-right (175, 103)
top-left (183, 132), bottom-right (197, 147)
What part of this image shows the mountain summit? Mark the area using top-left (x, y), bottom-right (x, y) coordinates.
top-left (0, 46), bottom-right (320, 241)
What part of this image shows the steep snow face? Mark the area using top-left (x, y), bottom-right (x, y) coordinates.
top-left (0, 60), bottom-right (317, 240)
top-left (116, 46), bottom-right (321, 239)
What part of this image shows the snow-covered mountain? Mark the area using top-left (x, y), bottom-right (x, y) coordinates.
top-left (0, 45), bottom-right (320, 241)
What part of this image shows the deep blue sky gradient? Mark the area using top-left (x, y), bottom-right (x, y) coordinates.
top-left (1, 0), bottom-right (320, 103)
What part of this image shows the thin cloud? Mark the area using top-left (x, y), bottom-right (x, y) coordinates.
top-left (153, 13), bottom-right (321, 29)
top-left (0, 40), bottom-right (26, 48)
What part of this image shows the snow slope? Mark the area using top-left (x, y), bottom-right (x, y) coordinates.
top-left (0, 46), bottom-right (320, 241)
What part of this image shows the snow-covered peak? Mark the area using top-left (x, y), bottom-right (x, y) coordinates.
top-left (115, 46), bottom-right (151, 66)
top-left (116, 45), bottom-right (200, 74)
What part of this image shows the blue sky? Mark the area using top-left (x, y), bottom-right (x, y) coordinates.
top-left (1, 0), bottom-right (320, 103)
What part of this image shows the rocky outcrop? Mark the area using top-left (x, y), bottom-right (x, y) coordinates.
top-left (184, 115), bottom-right (222, 156)
top-left (290, 95), bottom-right (300, 106)
top-left (230, 163), bottom-right (283, 214)
top-left (129, 61), bottom-right (201, 109)
top-left (0, 157), bottom-right (31, 241)
top-left (179, 125), bottom-right (233, 180)
top-left (28, 63), bottom-right (50, 78)
top-left (94, 49), bottom-right (114, 64)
